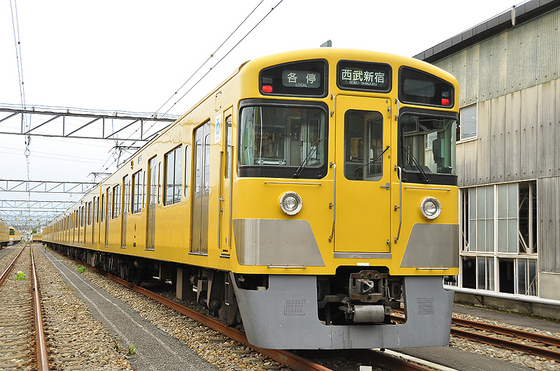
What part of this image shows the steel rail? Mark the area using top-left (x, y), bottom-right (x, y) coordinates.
top-left (452, 317), bottom-right (560, 348)
top-left (451, 327), bottom-right (560, 362)
top-left (0, 244), bottom-right (26, 286)
top-left (31, 246), bottom-right (50, 370)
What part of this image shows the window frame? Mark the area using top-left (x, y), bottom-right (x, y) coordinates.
top-left (164, 145), bottom-right (183, 206)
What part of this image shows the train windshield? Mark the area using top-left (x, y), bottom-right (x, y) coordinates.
top-left (399, 110), bottom-right (457, 185)
top-left (239, 103), bottom-right (327, 179)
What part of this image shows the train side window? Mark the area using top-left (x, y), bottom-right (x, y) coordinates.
top-left (101, 195), bottom-right (104, 223)
top-left (107, 188), bottom-right (112, 220)
top-left (143, 171), bottom-right (146, 209)
top-left (113, 185), bottom-right (121, 218)
top-left (164, 145), bottom-right (182, 205)
top-left (124, 175), bottom-right (130, 215)
top-left (87, 202), bottom-right (91, 225)
top-left (344, 110), bottom-right (384, 181)
top-left (158, 162), bottom-right (161, 204)
top-left (132, 170), bottom-right (142, 214)
top-left (184, 145), bottom-right (190, 197)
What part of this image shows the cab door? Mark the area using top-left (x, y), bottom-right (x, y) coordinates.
top-left (334, 96), bottom-right (391, 254)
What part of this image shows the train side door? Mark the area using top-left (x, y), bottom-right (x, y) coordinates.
top-left (121, 175), bottom-right (129, 248)
top-left (218, 112), bottom-right (233, 256)
top-left (334, 96), bottom-right (391, 254)
top-left (105, 188), bottom-right (110, 246)
top-left (191, 121), bottom-right (211, 255)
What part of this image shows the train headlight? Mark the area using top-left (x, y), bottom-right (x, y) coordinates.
top-left (420, 197), bottom-right (441, 220)
top-left (279, 191), bottom-right (303, 216)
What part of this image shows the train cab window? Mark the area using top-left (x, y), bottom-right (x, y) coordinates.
top-left (239, 101), bottom-right (327, 179)
top-left (132, 170), bottom-right (143, 214)
top-left (398, 109), bottom-right (457, 185)
top-left (164, 145), bottom-right (182, 205)
top-left (344, 110), bottom-right (384, 181)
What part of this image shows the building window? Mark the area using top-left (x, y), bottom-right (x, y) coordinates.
top-left (132, 170), bottom-right (143, 214)
top-left (458, 104), bottom-right (477, 141)
top-left (477, 256), bottom-right (495, 291)
top-left (165, 145), bottom-right (182, 205)
top-left (518, 258), bottom-right (538, 296)
top-left (460, 181), bottom-right (538, 296)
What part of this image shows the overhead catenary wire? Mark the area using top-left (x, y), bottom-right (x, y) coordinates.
top-left (10, 0), bottom-right (33, 230)
top-left (96, 0), bottom-right (284, 176)
top-left (152, 0), bottom-right (265, 118)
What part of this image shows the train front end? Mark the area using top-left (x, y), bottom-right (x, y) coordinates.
top-left (229, 49), bottom-right (459, 349)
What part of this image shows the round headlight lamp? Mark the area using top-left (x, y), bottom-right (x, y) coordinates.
top-left (279, 191), bottom-right (303, 216)
top-left (420, 197), bottom-right (441, 220)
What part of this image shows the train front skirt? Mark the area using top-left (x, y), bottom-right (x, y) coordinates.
top-left (232, 274), bottom-right (453, 349)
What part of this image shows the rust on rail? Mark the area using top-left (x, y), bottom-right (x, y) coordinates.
top-left (31, 246), bottom-right (50, 370)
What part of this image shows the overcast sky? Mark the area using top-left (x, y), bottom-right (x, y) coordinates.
top-left (0, 0), bottom-right (522, 206)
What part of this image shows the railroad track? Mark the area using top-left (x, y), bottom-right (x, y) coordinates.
top-left (392, 309), bottom-right (560, 362)
top-left (0, 243), bottom-right (49, 371)
top-left (452, 317), bottom-right (560, 362)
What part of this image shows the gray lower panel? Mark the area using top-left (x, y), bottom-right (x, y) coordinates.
top-left (231, 274), bottom-right (453, 349)
top-left (400, 223), bottom-right (459, 268)
top-left (233, 219), bottom-right (324, 266)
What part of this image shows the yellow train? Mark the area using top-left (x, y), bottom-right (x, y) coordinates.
top-left (8, 227), bottom-right (21, 244)
top-left (32, 233), bottom-right (43, 243)
top-left (44, 49), bottom-right (459, 349)
top-left (0, 220), bottom-right (10, 247)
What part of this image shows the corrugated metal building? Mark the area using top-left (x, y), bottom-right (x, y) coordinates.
top-left (415, 0), bottom-right (560, 317)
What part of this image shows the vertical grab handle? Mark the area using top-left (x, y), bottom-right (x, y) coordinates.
top-left (218, 152), bottom-right (223, 248)
top-left (328, 162), bottom-right (336, 242)
top-left (394, 165), bottom-right (403, 244)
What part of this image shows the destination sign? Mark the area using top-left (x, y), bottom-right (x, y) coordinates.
top-left (337, 61), bottom-right (391, 92)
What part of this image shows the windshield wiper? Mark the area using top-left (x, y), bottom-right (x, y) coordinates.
top-left (294, 138), bottom-right (322, 178)
top-left (353, 146), bottom-right (390, 174)
top-left (404, 146), bottom-right (429, 183)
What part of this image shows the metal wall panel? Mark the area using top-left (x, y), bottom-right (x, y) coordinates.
top-left (520, 86), bottom-right (538, 179)
top-left (538, 81), bottom-right (558, 179)
top-left (490, 96), bottom-right (506, 183)
top-left (538, 177), bottom-right (560, 273)
top-left (464, 45), bottom-right (480, 106)
top-left (504, 91), bottom-right (522, 182)
top-left (477, 100), bottom-right (492, 184)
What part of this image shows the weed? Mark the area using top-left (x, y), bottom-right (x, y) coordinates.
top-left (129, 344), bottom-right (135, 355)
top-left (16, 271), bottom-right (26, 280)
top-left (77, 265), bottom-right (87, 274)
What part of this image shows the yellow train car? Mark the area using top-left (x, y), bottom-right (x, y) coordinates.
top-left (44, 48), bottom-right (459, 349)
top-left (0, 220), bottom-right (10, 247)
top-left (8, 227), bottom-right (21, 243)
top-left (32, 233), bottom-right (43, 243)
